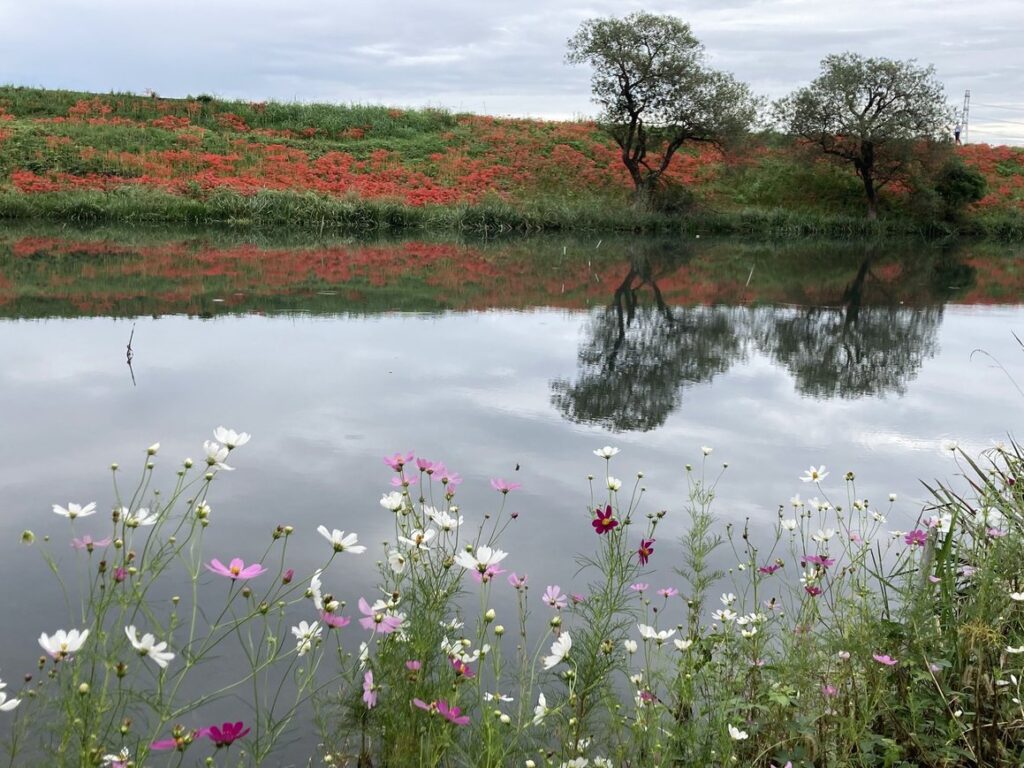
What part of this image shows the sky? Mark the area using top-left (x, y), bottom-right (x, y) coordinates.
top-left (1, 0), bottom-right (1022, 145)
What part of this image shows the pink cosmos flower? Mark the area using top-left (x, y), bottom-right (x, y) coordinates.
top-left (802, 555), bottom-right (836, 568)
top-left (450, 657), bottom-right (475, 678)
top-left (471, 565), bottom-right (506, 584)
top-left (507, 572), bottom-right (528, 589)
top-left (637, 538), bottom-right (655, 566)
top-left (416, 457), bottom-right (435, 473)
top-left (390, 475), bottom-right (418, 488)
top-left (821, 684), bottom-right (838, 698)
top-left (205, 721), bottom-right (250, 747)
top-left (362, 671), bottom-right (377, 709)
top-left (321, 611), bottom-right (351, 629)
top-left (436, 465), bottom-right (462, 486)
top-left (873, 653), bottom-right (899, 666)
top-left (206, 558), bottom-right (268, 580)
top-left (405, 660), bottom-right (422, 671)
top-left (571, 593), bottom-right (586, 604)
top-left (490, 478), bottom-right (521, 494)
top-left (804, 586), bottom-right (823, 597)
top-left (657, 587), bottom-right (679, 598)
top-left (758, 563), bottom-right (782, 575)
top-left (592, 504), bottom-right (619, 534)
top-left (630, 583), bottom-right (649, 593)
top-left (71, 535), bottom-right (111, 552)
top-left (542, 585), bottom-right (567, 609)
top-left (150, 738), bottom-right (181, 751)
top-left (358, 597), bottom-right (402, 634)
top-left (904, 529), bottom-right (928, 547)
top-left (114, 567), bottom-right (127, 583)
top-left (413, 697), bottom-right (432, 712)
top-left (383, 452), bottom-right (414, 471)
top-left (639, 690), bottom-right (656, 704)
top-left (850, 532), bottom-right (863, 544)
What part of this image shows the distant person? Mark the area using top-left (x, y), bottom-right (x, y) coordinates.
top-left (954, 123), bottom-right (962, 145)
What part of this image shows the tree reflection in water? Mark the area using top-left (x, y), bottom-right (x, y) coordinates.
top-left (551, 243), bottom-right (744, 432)
top-left (553, 245), bottom-right (973, 432)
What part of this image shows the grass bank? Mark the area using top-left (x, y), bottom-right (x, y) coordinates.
top-left (0, 85), bottom-right (1022, 238)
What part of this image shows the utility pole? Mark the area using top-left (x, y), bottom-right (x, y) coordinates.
top-left (961, 90), bottom-right (971, 144)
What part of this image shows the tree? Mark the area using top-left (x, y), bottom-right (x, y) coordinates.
top-left (566, 13), bottom-right (756, 207)
top-left (776, 53), bottom-right (952, 219)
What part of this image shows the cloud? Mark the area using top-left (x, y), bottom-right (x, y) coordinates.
top-left (0, 0), bottom-right (1020, 143)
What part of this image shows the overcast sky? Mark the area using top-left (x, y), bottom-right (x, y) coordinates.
top-left (1, 0), bottom-right (1022, 145)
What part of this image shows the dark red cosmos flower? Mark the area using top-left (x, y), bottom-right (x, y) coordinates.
top-left (592, 505), bottom-right (619, 535)
top-left (637, 538), bottom-right (655, 565)
top-left (205, 721), bottom-right (250, 748)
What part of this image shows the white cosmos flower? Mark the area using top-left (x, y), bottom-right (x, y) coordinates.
top-left (317, 526), bottom-right (366, 554)
top-left (1010, 592), bottom-right (1024, 602)
top-left (213, 426), bottom-right (250, 449)
top-left (728, 724), bottom-right (749, 741)
top-left (52, 502), bottom-right (97, 520)
top-left (38, 628), bottom-right (89, 658)
top-left (398, 529), bottom-right (436, 550)
top-left (543, 632), bottom-right (572, 669)
top-left (379, 491), bottom-right (404, 512)
top-left (427, 507), bottom-right (463, 532)
top-left (1007, 645), bottom-right (1024, 654)
top-left (0, 678), bottom-right (20, 712)
top-left (454, 545), bottom-right (509, 573)
top-left (309, 570), bottom-right (337, 612)
top-left (940, 439), bottom-right (959, 452)
top-left (125, 508), bottom-right (159, 527)
top-left (532, 692), bottom-right (548, 725)
top-left (701, 446), bottom-right (713, 456)
top-left (811, 528), bottom-right (835, 543)
top-left (101, 748), bottom-right (131, 767)
top-left (720, 592), bottom-right (736, 606)
top-left (638, 624), bottom-right (676, 644)
top-left (674, 638), bottom-right (694, 651)
top-left (125, 626), bottom-right (175, 668)
top-left (624, 639), bottom-right (638, 654)
top-left (711, 609), bottom-right (737, 623)
top-left (781, 518), bottom-right (798, 531)
top-left (203, 440), bottom-right (234, 471)
top-left (606, 476), bottom-right (622, 491)
top-left (741, 627), bottom-right (758, 638)
top-left (789, 494), bottom-right (803, 508)
top-left (388, 549), bottom-right (407, 573)
top-left (483, 691), bottom-right (514, 702)
top-left (870, 510), bottom-right (887, 523)
top-left (291, 620), bottom-right (321, 656)
top-left (593, 446), bottom-right (619, 459)
top-left (358, 641), bottom-right (369, 669)
top-left (801, 465), bottom-right (829, 483)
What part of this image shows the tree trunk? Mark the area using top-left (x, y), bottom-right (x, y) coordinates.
top-left (632, 173), bottom-right (660, 210)
top-left (859, 141), bottom-right (878, 220)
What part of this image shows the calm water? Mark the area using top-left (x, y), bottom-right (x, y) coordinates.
top-left (0, 227), bottom-right (1021, 761)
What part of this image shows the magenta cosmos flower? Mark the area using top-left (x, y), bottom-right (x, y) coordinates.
top-left (412, 698), bottom-right (470, 725)
top-left (206, 558), bottom-right (268, 580)
top-left (592, 504), bottom-right (619, 534)
top-left (637, 538), bottom-right (655, 566)
top-left (490, 478), bottom-right (521, 494)
top-left (206, 721), bottom-right (250, 747)
top-left (904, 529), bottom-right (928, 547)
top-left (758, 562), bottom-right (782, 575)
top-left (358, 597), bottom-right (402, 634)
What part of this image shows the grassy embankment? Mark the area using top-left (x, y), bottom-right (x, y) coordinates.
top-left (0, 86), bottom-right (1022, 237)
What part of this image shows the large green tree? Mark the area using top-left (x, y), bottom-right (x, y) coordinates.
top-left (566, 12), bottom-right (756, 207)
top-left (775, 53), bottom-right (952, 219)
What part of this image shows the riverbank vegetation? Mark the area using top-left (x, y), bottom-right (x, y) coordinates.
top-left (2, 433), bottom-right (1023, 766)
top-left (0, 86), bottom-right (1021, 238)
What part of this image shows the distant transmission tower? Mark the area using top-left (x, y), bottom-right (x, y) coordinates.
top-left (961, 90), bottom-right (971, 144)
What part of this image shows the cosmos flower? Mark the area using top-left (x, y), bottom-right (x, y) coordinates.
top-left (126, 626), bottom-right (175, 668)
top-left (206, 558), bottom-right (267, 580)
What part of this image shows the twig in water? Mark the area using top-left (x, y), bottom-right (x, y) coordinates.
top-left (126, 324), bottom-right (136, 387)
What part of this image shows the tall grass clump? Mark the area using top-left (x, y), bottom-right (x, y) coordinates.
top-left (2, 432), bottom-right (1022, 766)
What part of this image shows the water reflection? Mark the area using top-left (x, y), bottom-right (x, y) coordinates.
top-left (551, 243), bottom-right (743, 431)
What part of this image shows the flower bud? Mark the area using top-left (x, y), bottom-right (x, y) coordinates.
top-left (494, 624), bottom-right (505, 636)
top-left (500, 713), bottom-right (511, 724)
top-left (20, 530), bottom-right (34, 545)
top-left (147, 443), bottom-right (160, 456)
top-left (550, 616), bottom-right (561, 627)
top-left (484, 609), bottom-right (496, 623)
top-left (146, 462), bottom-right (154, 470)
top-left (78, 683), bottom-right (90, 695)
top-left (120, 718), bottom-right (131, 734)
top-left (184, 458), bottom-right (193, 468)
